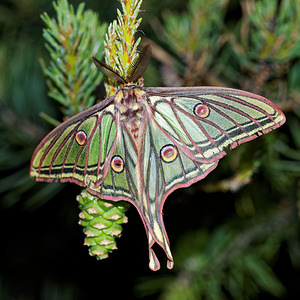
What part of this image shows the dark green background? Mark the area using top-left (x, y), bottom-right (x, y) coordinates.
top-left (0, 0), bottom-right (299, 299)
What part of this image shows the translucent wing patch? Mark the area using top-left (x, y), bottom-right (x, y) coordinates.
top-left (30, 97), bottom-right (116, 186)
top-left (87, 121), bottom-right (139, 202)
top-left (146, 86), bottom-right (286, 163)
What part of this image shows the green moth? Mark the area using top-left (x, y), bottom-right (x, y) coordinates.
top-left (30, 45), bottom-right (286, 271)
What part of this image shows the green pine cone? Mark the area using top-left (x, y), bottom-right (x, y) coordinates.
top-left (77, 189), bottom-right (128, 260)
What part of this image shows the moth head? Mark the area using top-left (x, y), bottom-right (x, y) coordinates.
top-left (92, 43), bottom-right (152, 85)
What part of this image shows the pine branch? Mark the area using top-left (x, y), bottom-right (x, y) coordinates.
top-left (160, 0), bottom-right (228, 86)
top-left (41, 0), bottom-right (107, 118)
top-left (103, 0), bottom-right (143, 96)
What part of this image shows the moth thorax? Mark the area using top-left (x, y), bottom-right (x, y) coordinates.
top-left (116, 88), bottom-right (144, 119)
top-left (116, 87), bottom-right (146, 139)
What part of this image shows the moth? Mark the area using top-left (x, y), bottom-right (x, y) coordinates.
top-left (30, 44), bottom-right (286, 271)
